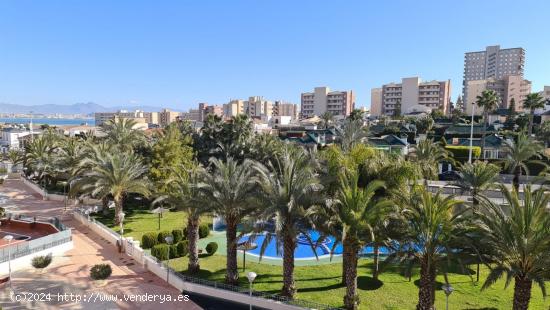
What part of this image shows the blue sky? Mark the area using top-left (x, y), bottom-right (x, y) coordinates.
top-left (1, 0), bottom-right (549, 110)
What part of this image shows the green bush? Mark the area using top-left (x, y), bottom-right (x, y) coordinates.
top-left (169, 244), bottom-right (179, 259)
top-left (157, 231), bottom-right (172, 243)
top-left (199, 224), bottom-right (210, 239)
top-left (31, 255), bottom-right (52, 269)
top-left (445, 146), bottom-right (481, 160)
top-left (205, 242), bottom-right (218, 256)
top-left (151, 244), bottom-right (170, 261)
top-left (172, 229), bottom-right (184, 243)
top-left (176, 240), bottom-right (189, 257)
top-left (90, 264), bottom-right (112, 280)
top-left (141, 232), bottom-right (158, 249)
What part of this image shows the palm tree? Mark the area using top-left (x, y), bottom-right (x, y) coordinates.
top-left (409, 139), bottom-right (452, 181)
top-left (523, 93), bottom-right (546, 136)
top-left (155, 165), bottom-right (208, 273)
top-left (6, 149), bottom-right (24, 173)
top-left (320, 112), bottom-right (335, 129)
top-left (103, 118), bottom-right (145, 152)
top-left (332, 171), bottom-right (390, 309)
top-left (72, 151), bottom-right (151, 224)
top-left (24, 135), bottom-right (57, 185)
top-left (339, 119), bottom-right (368, 152)
top-left (387, 186), bottom-right (470, 310)
top-left (476, 185), bottom-right (550, 310)
top-left (455, 161), bottom-right (500, 207)
top-left (501, 132), bottom-right (545, 191)
top-left (253, 144), bottom-right (321, 298)
top-left (196, 157), bottom-right (259, 284)
top-left (475, 90), bottom-right (500, 159)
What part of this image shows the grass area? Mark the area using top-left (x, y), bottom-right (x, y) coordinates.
top-left (169, 254), bottom-right (549, 310)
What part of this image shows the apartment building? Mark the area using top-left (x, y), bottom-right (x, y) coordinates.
top-left (541, 86), bottom-right (550, 101)
top-left (463, 45), bottom-right (525, 103)
top-left (373, 77), bottom-right (451, 116)
top-left (273, 101), bottom-right (299, 120)
top-left (199, 103), bottom-right (223, 121)
top-left (95, 110), bottom-right (159, 126)
top-left (300, 87), bottom-right (355, 119)
top-left (370, 88), bottom-right (383, 117)
top-left (158, 109), bottom-right (180, 127)
top-left (222, 99), bottom-right (246, 120)
top-left (464, 75), bottom-right (532, 115)
top-left (245, 96), bottom-right (273, 120)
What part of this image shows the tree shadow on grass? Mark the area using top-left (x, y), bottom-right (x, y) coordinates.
top-left (357, 276), bottom-right (383, 291)
top-left (413, 279), bottom-right (443, 290)
top-left (297, 282), bottom-right (344, 293)
top-left (463, 308), bottom-right (498, 310)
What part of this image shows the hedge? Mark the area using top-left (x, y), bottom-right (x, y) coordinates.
top-left (157, 231), bottom-right (173, 243)
top-left (445, 146), bottom-right (481, 160)
top-left (151, 244), bottom-right (170, 261)
top-left (90, 264), bottom-right (112, 280)
top-left (176, 240), bottom-right (189, 257)
top-left (172, 229), bottom-right (184, 243)
top-left (199, 224), bottom-right (210, 239)
top-left (141, 232), bottom-right (158, 249)
top-left (205, 242), bottom-right (218, 256)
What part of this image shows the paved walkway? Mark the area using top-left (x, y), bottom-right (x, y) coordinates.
top-left (0, 178), bottom-right (202, 310)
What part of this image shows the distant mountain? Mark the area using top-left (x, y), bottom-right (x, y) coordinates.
top-left (0, 102), bottom-right (178, 115)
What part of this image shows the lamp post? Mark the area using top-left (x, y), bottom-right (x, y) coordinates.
top-left (118, 211), bottom-right (125, 253)
top-left (3, 235), bottom-right (14, 291)
top-left (246, 271), bottom-right (257, 310)
top-left (442, 283), bottom-right (454, 310)
top-left (165, 235), bottom-right (174, 283)
top-left (468, 102), bottom-right (476, 163)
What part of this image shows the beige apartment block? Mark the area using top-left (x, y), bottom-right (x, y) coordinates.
top-left (95, 110), bottom-right (159, 126)
top-left (374, 77), bottom-right (451, 116)
top-left (159, 108), bottom-right (180, 127)
top-left (464, 75), bottom-right (531, 115)
top-left (223, 99), bottom-right (245, 120)
top-left (463, 45), bottom-right (525, 101)
top-left (541, 86), bottom-right (550, 100)
top-left (369, 88), bottom-right (383, 117)
top-left (300, 87), bottom-right (355, 119)
top-left (245, 96), bottom-right (273, 120)
top-left (273, 101), bottom-right (299, 120)
top-left (198, 103), bottom-right (223, 121)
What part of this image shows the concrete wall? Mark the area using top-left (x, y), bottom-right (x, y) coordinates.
top-left (0, 242), bottom-right (73, 277)
top-left (21, 177), bottom-right (100, 205)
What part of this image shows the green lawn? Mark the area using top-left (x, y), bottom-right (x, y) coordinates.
top-left (169, 254), bottom-right (549, 310)
top-left (94, 205), bottom-right (549, 309)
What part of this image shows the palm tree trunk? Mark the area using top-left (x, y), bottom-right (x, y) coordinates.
top-left (373, 244), bottom-right (380, 280)
top-left (187, 215), bottom-right (200, 273)
top-left (513, 166), bottom-right (520, 192)
top-left (512, 276), bottom-right (532, 310)
top-left (343, 237), bottom-right (360, 310)
top-left (528, 111), bottom-right (534, 136)
top-left (341, 256), bottom-right (348, 285)
top-left (281, 231), bottom-right (297, 298)
top-left (225, 216), bottom-right (239, 285)
top-left (481, 112), bottom-right (487, 160)
top-left (416, 257), bottom-right (435, 310)
top-left (102, 196), bottom-right (110, 216)
top-left (114, 195), bottom-right (123, 225)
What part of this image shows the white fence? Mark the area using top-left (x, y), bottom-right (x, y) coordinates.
top-left (73, 209), bottom-right (336, 310)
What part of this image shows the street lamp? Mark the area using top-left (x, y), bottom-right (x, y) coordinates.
top-left (3, 235), bottom-right (14, 291)
top-left (165, 235), bottom-right (174, 283)
top-left (468, 102), bottom-right (476, 163)
top-left (246, 271), bottom-right (257, 310)
top-left (442, 283), bottom-right (454, 310)
top-left (118, 211), bottom-right (125, 253)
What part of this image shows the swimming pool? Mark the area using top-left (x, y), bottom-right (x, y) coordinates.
top-left (238, 231), bottom-right (389, 260)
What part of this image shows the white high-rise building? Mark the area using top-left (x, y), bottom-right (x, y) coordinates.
top-left (300, 87), bottom-right (355, 119)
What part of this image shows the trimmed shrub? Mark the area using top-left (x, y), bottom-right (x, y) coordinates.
top-left (172, 229), bottom-right (184, 243)
top-left (169, 244), bottom-right (179, 259)
top-left (151, 244), bottom-right (170, 261)
top-left (176, 240), bottom-right (189, 257)
top-left (141, 232), bottom-right (158, 249)
top-left (445, 146), bottom-right (481, 160)
top-left (205, 242), bottom-right (218, 256)
top-left (198, 224), bottom-right (210, 239)
top-left (90, 264), bottom-right (112, 280)
top-left (157, 231), bottom-right (172, 243)
top-left (31, 255), bottom-right (52, 269)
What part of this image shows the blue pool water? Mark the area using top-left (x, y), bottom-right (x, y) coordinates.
top-left (238, 231), bottom-right (389, 260)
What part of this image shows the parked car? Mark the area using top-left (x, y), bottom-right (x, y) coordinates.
top-left (438, 170), bottom-right (461, 181)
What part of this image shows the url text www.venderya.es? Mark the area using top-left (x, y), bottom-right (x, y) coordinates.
top-left (10, 292), bottom-right (190, 304)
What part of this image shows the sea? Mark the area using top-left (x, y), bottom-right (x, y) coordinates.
top-left (0, 118), bottom-right (95, 126)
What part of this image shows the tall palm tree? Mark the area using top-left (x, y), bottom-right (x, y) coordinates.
top-left (387, 186), bottom-right (471, 310)
top-left (103, 118), bottom-right (145, 152)
top-left (475, 90), bottom-right (500, 159)
top-left (409, 139), bottom-right (452, 181)
top-left (501, 132), bottom-right (545, 191)
top-left (338, 119), bottom-right (368, 152)
top-left (332, 171), bottom-right (390, 310)
top-left (196, 157), bottom-right (259, 284)
top-left (253, 144), bottom-right (321, 298)
top-left (24, 135), bottom-right (58, 185)
top-left (455, 161), bottom-right (500, 207)
top-left (72, 151), bottom-right (151, 224)
top-left (6, 149), bottom-right (24, 173)
top-left (155, 165), bottom-right (208, 273)
top-left (476, 185), bottom-right (550, 310)
top-left (523, 93), bottom-right (546, 136)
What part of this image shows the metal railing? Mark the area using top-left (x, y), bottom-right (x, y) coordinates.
top-left (0, 228), bottom-right (72, 264)
top-left (6, 212), bottom-right (68, 231)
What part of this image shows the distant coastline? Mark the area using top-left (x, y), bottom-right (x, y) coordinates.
top-left (0, 117), bottom-right (94, 126)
